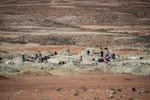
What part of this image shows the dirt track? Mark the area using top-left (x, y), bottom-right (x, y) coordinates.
top-left (0, 72), bottom-right (150, 100)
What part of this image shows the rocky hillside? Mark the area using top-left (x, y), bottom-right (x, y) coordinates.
top-left (0, 0), bottom-right (150, 33)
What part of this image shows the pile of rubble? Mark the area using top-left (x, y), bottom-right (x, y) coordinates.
top-left (0, 47), bottom-right (150, 75)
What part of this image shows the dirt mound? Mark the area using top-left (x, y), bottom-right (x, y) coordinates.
top-left (0, 75), bottom-right (9, 80)
top-left (0, 45), bottom-right (150, 76)
top-left (58, 48), bottom-right (71, 55)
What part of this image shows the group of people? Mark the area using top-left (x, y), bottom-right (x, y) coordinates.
top-left (22, 51), bottom-right (56, 63)
top-left (99, 48), bottom-right (115, 62)
top-left (81, 48), bottom-right (116, 63)
top-left (22, 48), bottom-right (115, 64)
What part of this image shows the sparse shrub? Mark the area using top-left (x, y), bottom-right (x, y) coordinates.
top-left (73, 92), bottom-right (79, 96)
top-left (144, 90), bottom-right (149, 93)
top-left (56, 87), bottom-right (63, 92)
top-left (119, 32), bottom-right (129, 34)
top-left (73, 90), bottom-right (79, 96)
top-left (118, 88), bottom-right (122, 92)
top-left (94, 96), bottom-right (99, 100)
top-left (129, 97), bottom-right (133, 100)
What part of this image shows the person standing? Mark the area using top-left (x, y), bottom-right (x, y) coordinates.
top-left (104, 48), bottom-right (109, 57)
top-left (22, 54), bottom-right (26, 63)
top-left (87, 50), bottom-right (90, 55)
top-left (100, 50), bottom-right (104, 58)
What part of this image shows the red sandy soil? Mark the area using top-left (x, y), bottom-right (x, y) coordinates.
top-left (0, 72), bottom-right (150, 100)
top-left (0, 43), bottom-right (85, 54)
top-left (23, 45), bottom-right (145, 55)
top-left (21, 45), bottom-right (144, 55)
top-left (0, 42), bottom-right (144, 55)
top-left (23, 45), bottom-right (85, 54)
top-left (112, 49), bottom-right (145, 55)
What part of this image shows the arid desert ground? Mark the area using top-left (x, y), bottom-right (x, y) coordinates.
top-left (0, 0), bottom-right (150, 100)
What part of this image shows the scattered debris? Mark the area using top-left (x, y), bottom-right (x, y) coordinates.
top-left (0, 47), bottom-right (150, 75)
top-left (108, 93), bottom-right (114, 99)
top-left (80, 86), bottom-right (88, 92)
top-left (110, 87), bottom-right (122, 92)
